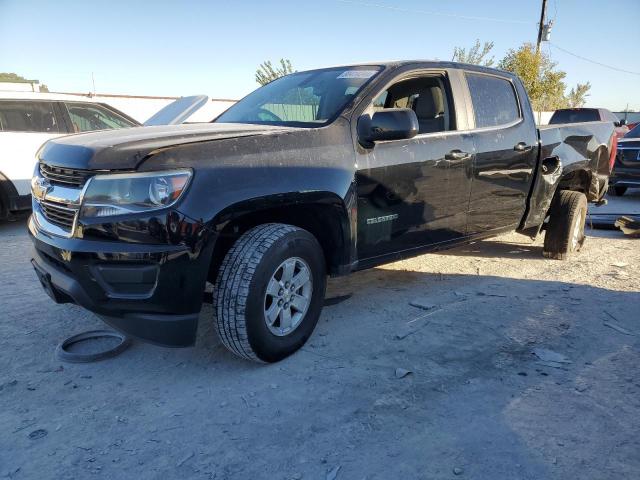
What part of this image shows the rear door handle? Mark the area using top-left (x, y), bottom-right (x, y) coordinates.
top-left (445, 150), bottom-right (471, 161)
top-left (514, 142), bottom-right (533, 152)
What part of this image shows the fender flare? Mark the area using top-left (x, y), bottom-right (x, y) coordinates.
top-left (209, 190), bottom-right (354, 274)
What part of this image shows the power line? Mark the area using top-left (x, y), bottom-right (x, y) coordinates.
top-left (336, 0), bottom-right (533, 24)
top-left (549, 42), bottom-right (640, 76)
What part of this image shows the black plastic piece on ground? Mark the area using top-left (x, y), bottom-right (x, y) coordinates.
top-left (324, 294), bottom-right (353, 306)
top-left (56, 330), bottom-right (131, 363)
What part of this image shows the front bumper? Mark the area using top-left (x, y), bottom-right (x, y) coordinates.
top-left (29, 215), bottom-right (213, 347)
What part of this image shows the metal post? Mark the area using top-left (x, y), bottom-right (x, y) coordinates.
top-left (536, 0), bottom-right (548, 53)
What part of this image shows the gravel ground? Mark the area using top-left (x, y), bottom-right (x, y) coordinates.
top-left (1, 193), bottom-right (639, 480)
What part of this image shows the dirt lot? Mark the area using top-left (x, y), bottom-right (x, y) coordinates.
top-left (1, 193), bottom-right (639, 480)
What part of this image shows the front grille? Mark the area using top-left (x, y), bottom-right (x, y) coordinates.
top-left (40, 200), bottom-right (77, 230)
top-left (40, 163), bottom-right (93, 187)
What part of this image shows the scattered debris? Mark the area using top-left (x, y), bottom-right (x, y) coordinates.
top-left (603, 321), bottom-right (635, 336)
top-left (0, 379), bottom-right (17, 391)
top-left (615, 216), bottom-right (640, 237)
top-left (395, 308), bottom-right (442, 339)
top-left (453, 466), bottom-right (464, 475)
top-left (611, 261), bottom-right (629, 268)
top-left (476, 291), bottom-right (503, 297)
top-left (603, 311), bottom-right (635, 336)
top-left (176, 452), bottom-right (194, 467)
top-left (535, 361), bottom-right (569, 370)
top-left (395, 368), bottom-right (412, 379)
top-left (409, 299), bottom-right (437, 311)
top-left (575, 383), bottom-right (590, 392)
top-left (326, 465), bottom-right (341, 480)
top-left (28, 429), bottom-right (48, 440)
top-left (533, 348), bottom-right (572, 365)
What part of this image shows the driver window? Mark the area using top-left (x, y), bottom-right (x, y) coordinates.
top-left (370, 75), bottom-right (453, 134)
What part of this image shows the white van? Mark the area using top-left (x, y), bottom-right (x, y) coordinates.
top-left (0, 92), bottom-right (140, 219)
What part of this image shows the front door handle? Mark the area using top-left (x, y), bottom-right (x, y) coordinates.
top-left (514, 142), bottom-right (533, 152)
top-left (445, 150), bottom-right (471, 161)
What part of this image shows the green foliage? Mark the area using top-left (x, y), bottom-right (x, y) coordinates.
top-left (566, 82), bottom-right (591, 108)
top-left (498, 43), bottom-right (567, 110)
top-left (452, 39), bottom-right (495, 67)
top-left (255, 59), bottom-right (295, 86)
top-left (0, 72), bottom-right (30, 82)
top-left (451, 41), bottom-right (592, 112)
top-left (0, 72), bottom-right (48, 92)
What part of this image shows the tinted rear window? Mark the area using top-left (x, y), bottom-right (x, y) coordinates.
top-left (549, 109), bottom-right (600, 124)
top-left (0, 100), bottom-right (63, 133)
top-left (466, 73), bottom-right (520, 128)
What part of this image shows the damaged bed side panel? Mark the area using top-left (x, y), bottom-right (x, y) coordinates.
top-left (519, 121), bottom-right (615, 236)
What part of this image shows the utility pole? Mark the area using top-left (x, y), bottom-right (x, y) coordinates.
top-left (536, 0), bottom-right (548, 53)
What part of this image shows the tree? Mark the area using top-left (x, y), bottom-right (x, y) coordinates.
top-left (452, 39), bottom-right (495, 67)
top-left (566, 82), bottom-right (591, 108)
top-left (0, 72), bottom-right (49, 92)
top-left (255, 59), bottom-right (294, 86)
top-left (498, 43), bottom-right (569, 111)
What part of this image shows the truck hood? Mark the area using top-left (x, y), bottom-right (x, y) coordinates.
top-left (38, 123), bottom-right (295, 170)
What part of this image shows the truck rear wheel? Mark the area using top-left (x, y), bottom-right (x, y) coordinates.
top-left (543, 190), bottom-right (587, 260)
top-left (212, 223), bottom-right (326, 362)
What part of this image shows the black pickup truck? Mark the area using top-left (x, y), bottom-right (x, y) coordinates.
top-left (29, 61), bottom-right (616, 362)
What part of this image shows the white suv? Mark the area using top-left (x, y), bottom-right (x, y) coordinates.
top-left (0, 92), bottom-right (139, 219)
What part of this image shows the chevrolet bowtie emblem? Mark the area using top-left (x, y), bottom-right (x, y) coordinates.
top-left (60, 250), bottom-right (72, 262)
top-left (31, 176), bottom-right (52, 201)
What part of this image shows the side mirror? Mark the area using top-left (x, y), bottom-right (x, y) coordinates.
top-left (357, 108), bottom-right (419, 148)
top-left (616, 119), bottom-right (627, 127)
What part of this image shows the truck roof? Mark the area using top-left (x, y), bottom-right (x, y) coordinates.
top-left (303, 60), bottom-right (517, 78)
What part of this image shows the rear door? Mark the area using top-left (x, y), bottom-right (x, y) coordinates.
top-left (354, 68), bottom-right (475, 261)
top-left (464, 71), bottom-right (538, 234)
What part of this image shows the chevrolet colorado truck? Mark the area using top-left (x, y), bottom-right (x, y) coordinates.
top-left (29, 62), bottom-right (616, 362)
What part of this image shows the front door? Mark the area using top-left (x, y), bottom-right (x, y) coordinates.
top-left (355, 71), bottom-right (475, 261)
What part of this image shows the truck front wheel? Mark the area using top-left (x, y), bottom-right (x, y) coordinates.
top-left (212, 223), bottom-right (326, 362)
top-left (543, 190), bottom-right (587, 260)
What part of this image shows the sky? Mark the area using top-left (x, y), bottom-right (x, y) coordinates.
top-left (1, 0), bottom-right (639, 110)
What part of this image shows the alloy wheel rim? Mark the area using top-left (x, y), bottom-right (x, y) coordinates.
top-left (263, 257), bottom-right (313, 336)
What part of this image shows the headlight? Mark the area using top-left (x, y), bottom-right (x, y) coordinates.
top-left (80, 169), bottom-right (192, 218)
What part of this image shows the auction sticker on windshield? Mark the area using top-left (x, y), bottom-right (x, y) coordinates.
top-left (337, 70), bottom-right (378, 79)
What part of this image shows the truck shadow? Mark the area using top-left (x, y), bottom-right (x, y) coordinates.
top-left (434, 238), bottom-right (544, 260)
top-left (191, 264), bottom-right (639, 371)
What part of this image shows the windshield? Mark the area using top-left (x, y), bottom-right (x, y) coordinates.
top-left (625, 123), bottom-right (640, 138)
top-left (549, 108), bottom-right (600, 124)
top-left (215, 66), bottom-right (382, 127)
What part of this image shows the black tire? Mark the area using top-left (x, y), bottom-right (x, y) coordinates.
top-left (212, 223), bottom-right (326, 363)
top-left (543, 190), bottom-right (587, 260)
top-left (613, 186), bottom-right (627, 196)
